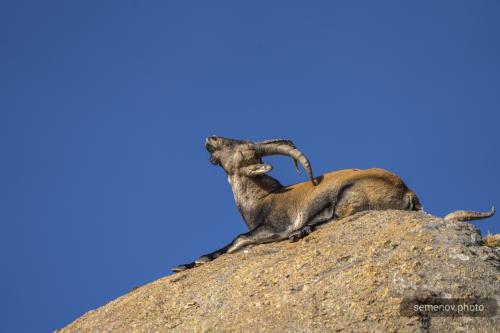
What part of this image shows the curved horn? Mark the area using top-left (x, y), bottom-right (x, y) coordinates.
top-left (255, 140), bottom-right (315, 184)
top-left (255, 139), bottom-right (297, 147)
top-left (255, 139), bottom-right (301, 173)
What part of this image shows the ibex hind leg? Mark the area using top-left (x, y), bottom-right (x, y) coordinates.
top-left (405, 191), bottom-right (422, 211)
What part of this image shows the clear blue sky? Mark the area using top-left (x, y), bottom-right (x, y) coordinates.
top-left (1, 1), bottom-right (499, 332)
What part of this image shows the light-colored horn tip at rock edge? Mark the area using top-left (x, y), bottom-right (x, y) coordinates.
top-left (57, 210), bottom-right (499, 333)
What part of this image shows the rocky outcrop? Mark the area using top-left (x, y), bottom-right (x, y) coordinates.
top-left (58, 210), bottom-right (499, 332)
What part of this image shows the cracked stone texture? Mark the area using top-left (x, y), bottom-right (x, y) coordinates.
top-left (57, 210), bottom-right (499, 332)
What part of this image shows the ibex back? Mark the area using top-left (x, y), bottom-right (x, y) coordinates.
top-left (172, 136), bottom-right (494, 272)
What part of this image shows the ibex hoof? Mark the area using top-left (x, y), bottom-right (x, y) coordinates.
top-left (171, 265), bottom-right (188, 273)
top-left (289, 226), bottom-right (313, 242)
top-left (289, 233), bottom-right (301, 242)
top-left (172, 261), bottom-right (196, 273)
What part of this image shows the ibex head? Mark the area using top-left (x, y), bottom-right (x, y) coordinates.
top-left (205, 136), bottom-right (315, 182)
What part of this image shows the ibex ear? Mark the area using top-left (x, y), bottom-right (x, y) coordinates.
top-left (241, 163), bottom-right (273, 176)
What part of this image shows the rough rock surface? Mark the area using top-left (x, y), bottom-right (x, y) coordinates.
top-left (58, 210), bottom-right (499, 332)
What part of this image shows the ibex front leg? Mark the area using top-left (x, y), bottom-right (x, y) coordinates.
top-left (171, 224), bottom-right (286, 272)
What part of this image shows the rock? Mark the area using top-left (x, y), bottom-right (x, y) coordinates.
top-left (484, 234), bottom-right (500, 248)
top-left (57, 210), bottom-right (499, 332)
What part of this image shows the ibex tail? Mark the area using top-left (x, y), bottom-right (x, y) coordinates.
top-left (444, 206), bottom-right (495, 222)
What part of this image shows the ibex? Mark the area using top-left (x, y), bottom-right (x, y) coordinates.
top-left (172, 136), bottom-right (495, 272)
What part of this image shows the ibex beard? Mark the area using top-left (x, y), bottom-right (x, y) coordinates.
top-left (172, 136), bottom-right (495, 272)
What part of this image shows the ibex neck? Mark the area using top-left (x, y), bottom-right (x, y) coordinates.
top-left (228, 174), bottom-right (282, 229)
